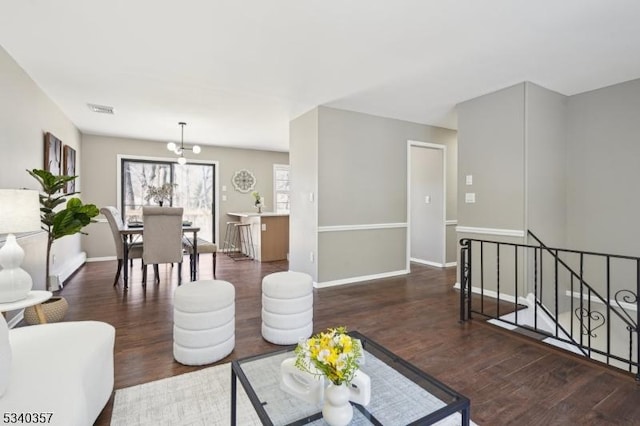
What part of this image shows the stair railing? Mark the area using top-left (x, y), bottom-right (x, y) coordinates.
top-left (460, 236), bottom-right (639, 380)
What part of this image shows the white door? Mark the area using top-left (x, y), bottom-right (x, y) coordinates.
top-left (408, 142), bottom-right (445, 267)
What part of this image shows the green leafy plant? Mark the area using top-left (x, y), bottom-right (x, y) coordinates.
top-left (251, 191), bottom-right (262, 206)
top-left (27, 169), bottom-right (99, 290)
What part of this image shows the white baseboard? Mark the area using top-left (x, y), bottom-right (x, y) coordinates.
top-left (411, 258), bottom-right (444, 268)
top-left (410, 259), bottom-right (457, 268)
top-left (86, 256), bottom-right (117, 262)
top-left (453, 282), bottom-right (517, 304)
top-left (50, 252), bottom-right (87, 290)
top-left (315, 269), bottom-right (409, 289)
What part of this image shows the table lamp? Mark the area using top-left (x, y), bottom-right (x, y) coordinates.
top-left (0, 189), bottom-right (41, 303)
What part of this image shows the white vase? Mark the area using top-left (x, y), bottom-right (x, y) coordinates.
top-left (349, 370), bottom-right (371, 406)
top-left (279, 357), bottom-right (324, 405)
top-left (322, 383), bottom-right (353, 426)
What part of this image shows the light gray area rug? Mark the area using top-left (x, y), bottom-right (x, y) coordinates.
top-left (111, 362), bottom-right (478, 426)
top-left (111, 363), bottom-right (261, 426)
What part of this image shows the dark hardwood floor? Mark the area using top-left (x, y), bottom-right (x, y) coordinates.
top-left (50, 254), bottom-right (639, 425)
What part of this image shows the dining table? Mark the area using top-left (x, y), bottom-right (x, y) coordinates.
top-left (119, 223), bottom-right (201, 287)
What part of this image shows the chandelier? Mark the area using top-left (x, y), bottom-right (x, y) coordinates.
top-left (167, 122), bottom-right (200, 165)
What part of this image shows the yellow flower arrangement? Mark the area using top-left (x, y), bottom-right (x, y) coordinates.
top-left (294, 326), bottom-right (362, 386)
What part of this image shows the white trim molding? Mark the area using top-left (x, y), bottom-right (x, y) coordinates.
top-left (445, 262), bottom-right (457, 267)
top-left (455, 226), bottom-right (525, 238)
top-left (315, 269), bottom-right (409, 288)
top-left (317, 223), bottom-right (407, 232)
top-left (86, 256), bottom-right (117, 263)
top-left (411, 258), bottom-right (444, 268)
top-left (453, 282), bottom-right (518, 304)
top-left (50, 252), bottom-right (87, 290)
top-left (445, 220), bottom-right (458, 226)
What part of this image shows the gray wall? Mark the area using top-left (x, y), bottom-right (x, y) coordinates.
top-left (314, 106), bottom-right (457, 284)
top-left (0, 44), bottom-right (82, 291)
top-left (289, 108), bottom-right (319, 279)
top-left (566, 78), bottom-right (640, 257)
top-left (526, 83), bottom-right (567, 247)
top-left (81, 134), bottom-right (288, 259)
top-left (456, 82), bottom-right (565, 295)
top-left (457, 83), bottom-right (526, 231)
top-left (457, 78), bottom-right (640, 299)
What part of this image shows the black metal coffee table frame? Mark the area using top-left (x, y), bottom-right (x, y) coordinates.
top-left (231, 331), bottom-right (470, 426)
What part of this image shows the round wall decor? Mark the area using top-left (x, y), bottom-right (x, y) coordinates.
top-left (232, 169), bottom-right (256, 193)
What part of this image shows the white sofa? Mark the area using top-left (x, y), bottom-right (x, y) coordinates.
top-left (0, 314), bottom-right (115, 426)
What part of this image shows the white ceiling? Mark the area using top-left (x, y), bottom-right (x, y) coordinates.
top-left (1, 0), bottom-right (640, 152)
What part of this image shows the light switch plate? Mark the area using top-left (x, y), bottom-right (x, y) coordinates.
top-left (425, 195), bottom-right (431, 204)
top-left (465, 175), bottom-right (473, 185)
top-left (222, 185), bottom-right (227, 191)
top-left (465, 193), bottom-right (476, 203)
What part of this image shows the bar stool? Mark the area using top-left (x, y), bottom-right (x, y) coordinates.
top-left (231, 223), bottom-right (255, 261)
top-left (222, 221), bottom-right (240, 257)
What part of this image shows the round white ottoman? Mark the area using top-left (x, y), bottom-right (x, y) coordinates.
top-left (173, 280), bottom-right (235, 365)
top-left (262, 271), bottom-right (313, 345)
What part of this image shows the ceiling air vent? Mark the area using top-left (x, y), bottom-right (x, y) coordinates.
top-left (87, 103), bottom-right (115, 114)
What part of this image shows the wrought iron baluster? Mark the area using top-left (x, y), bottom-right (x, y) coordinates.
top-left (480, 242), bottom-right (484, 314)
top-left (613, 288), bottom-right (638, 377)
top-left (514, 245), bottom-right (518, 325)
top-left (496, 243), bottom-right (500, 318)
top-left (555, 250), bottom-right (559, 339)
top-left (534, 247), bottom-right (538, 331)
top-left (459, 239), bottom-right (469, 322)
top-left (467, 240), bottom-right (473, 320)
top-left (580, 253), bottom-right (584, 351)
top-left (606, 256), bottom-right (611, 368)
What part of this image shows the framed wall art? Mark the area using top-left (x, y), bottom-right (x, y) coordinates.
top-left (44, 132), bottom-right (62, 175)
top-left (63, 145), bottom-right (77, 192)
top-left (232, 169), bottom-right (256, 193)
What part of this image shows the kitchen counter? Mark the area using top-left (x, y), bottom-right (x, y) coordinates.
top-left (227, 211), bottom-right (289, 218)
top-left (227, 212), bottom-right (289, 262)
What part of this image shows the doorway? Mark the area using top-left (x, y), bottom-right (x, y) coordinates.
top-left (407, 141), bottom-right (446, 268)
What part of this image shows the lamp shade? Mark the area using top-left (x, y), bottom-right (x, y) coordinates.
top-left (0, 189), bottom-right (40, 303)
top-left (0, 190), bottom-right (41, 234)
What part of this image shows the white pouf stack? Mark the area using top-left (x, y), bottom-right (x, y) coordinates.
top-left (173, 280), bottom-right (235, 365)
top-left (261, 271), bottom-right (314, 345)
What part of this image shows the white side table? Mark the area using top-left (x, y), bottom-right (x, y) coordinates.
top-left (0, 290), bottom-right (53, 324)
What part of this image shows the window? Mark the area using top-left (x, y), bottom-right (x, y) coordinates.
top-left (273, 164), bottom-right (290, 214)
top-left (120, 158), bottom-right (216, 242)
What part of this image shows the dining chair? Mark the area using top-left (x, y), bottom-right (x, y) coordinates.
top-left (183, 237), bottom-right (217, 279)
top-left (101, 206), bottom-right (143, 286)
top-left (142, 206), bottom-right (184, 286)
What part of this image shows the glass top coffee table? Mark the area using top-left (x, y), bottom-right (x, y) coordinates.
top-left (231, 331), bottom-right (470, 425)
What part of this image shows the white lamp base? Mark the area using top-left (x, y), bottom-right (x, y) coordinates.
top-left (0, 234), bottom-right (33, 303)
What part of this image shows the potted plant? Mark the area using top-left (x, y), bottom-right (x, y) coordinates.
top-left (252, 191), bottom-right (263, 213)
top-left (26, 169), bottom-right (99, 321)
top-left (144, 182), bottom-right (176, 206)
